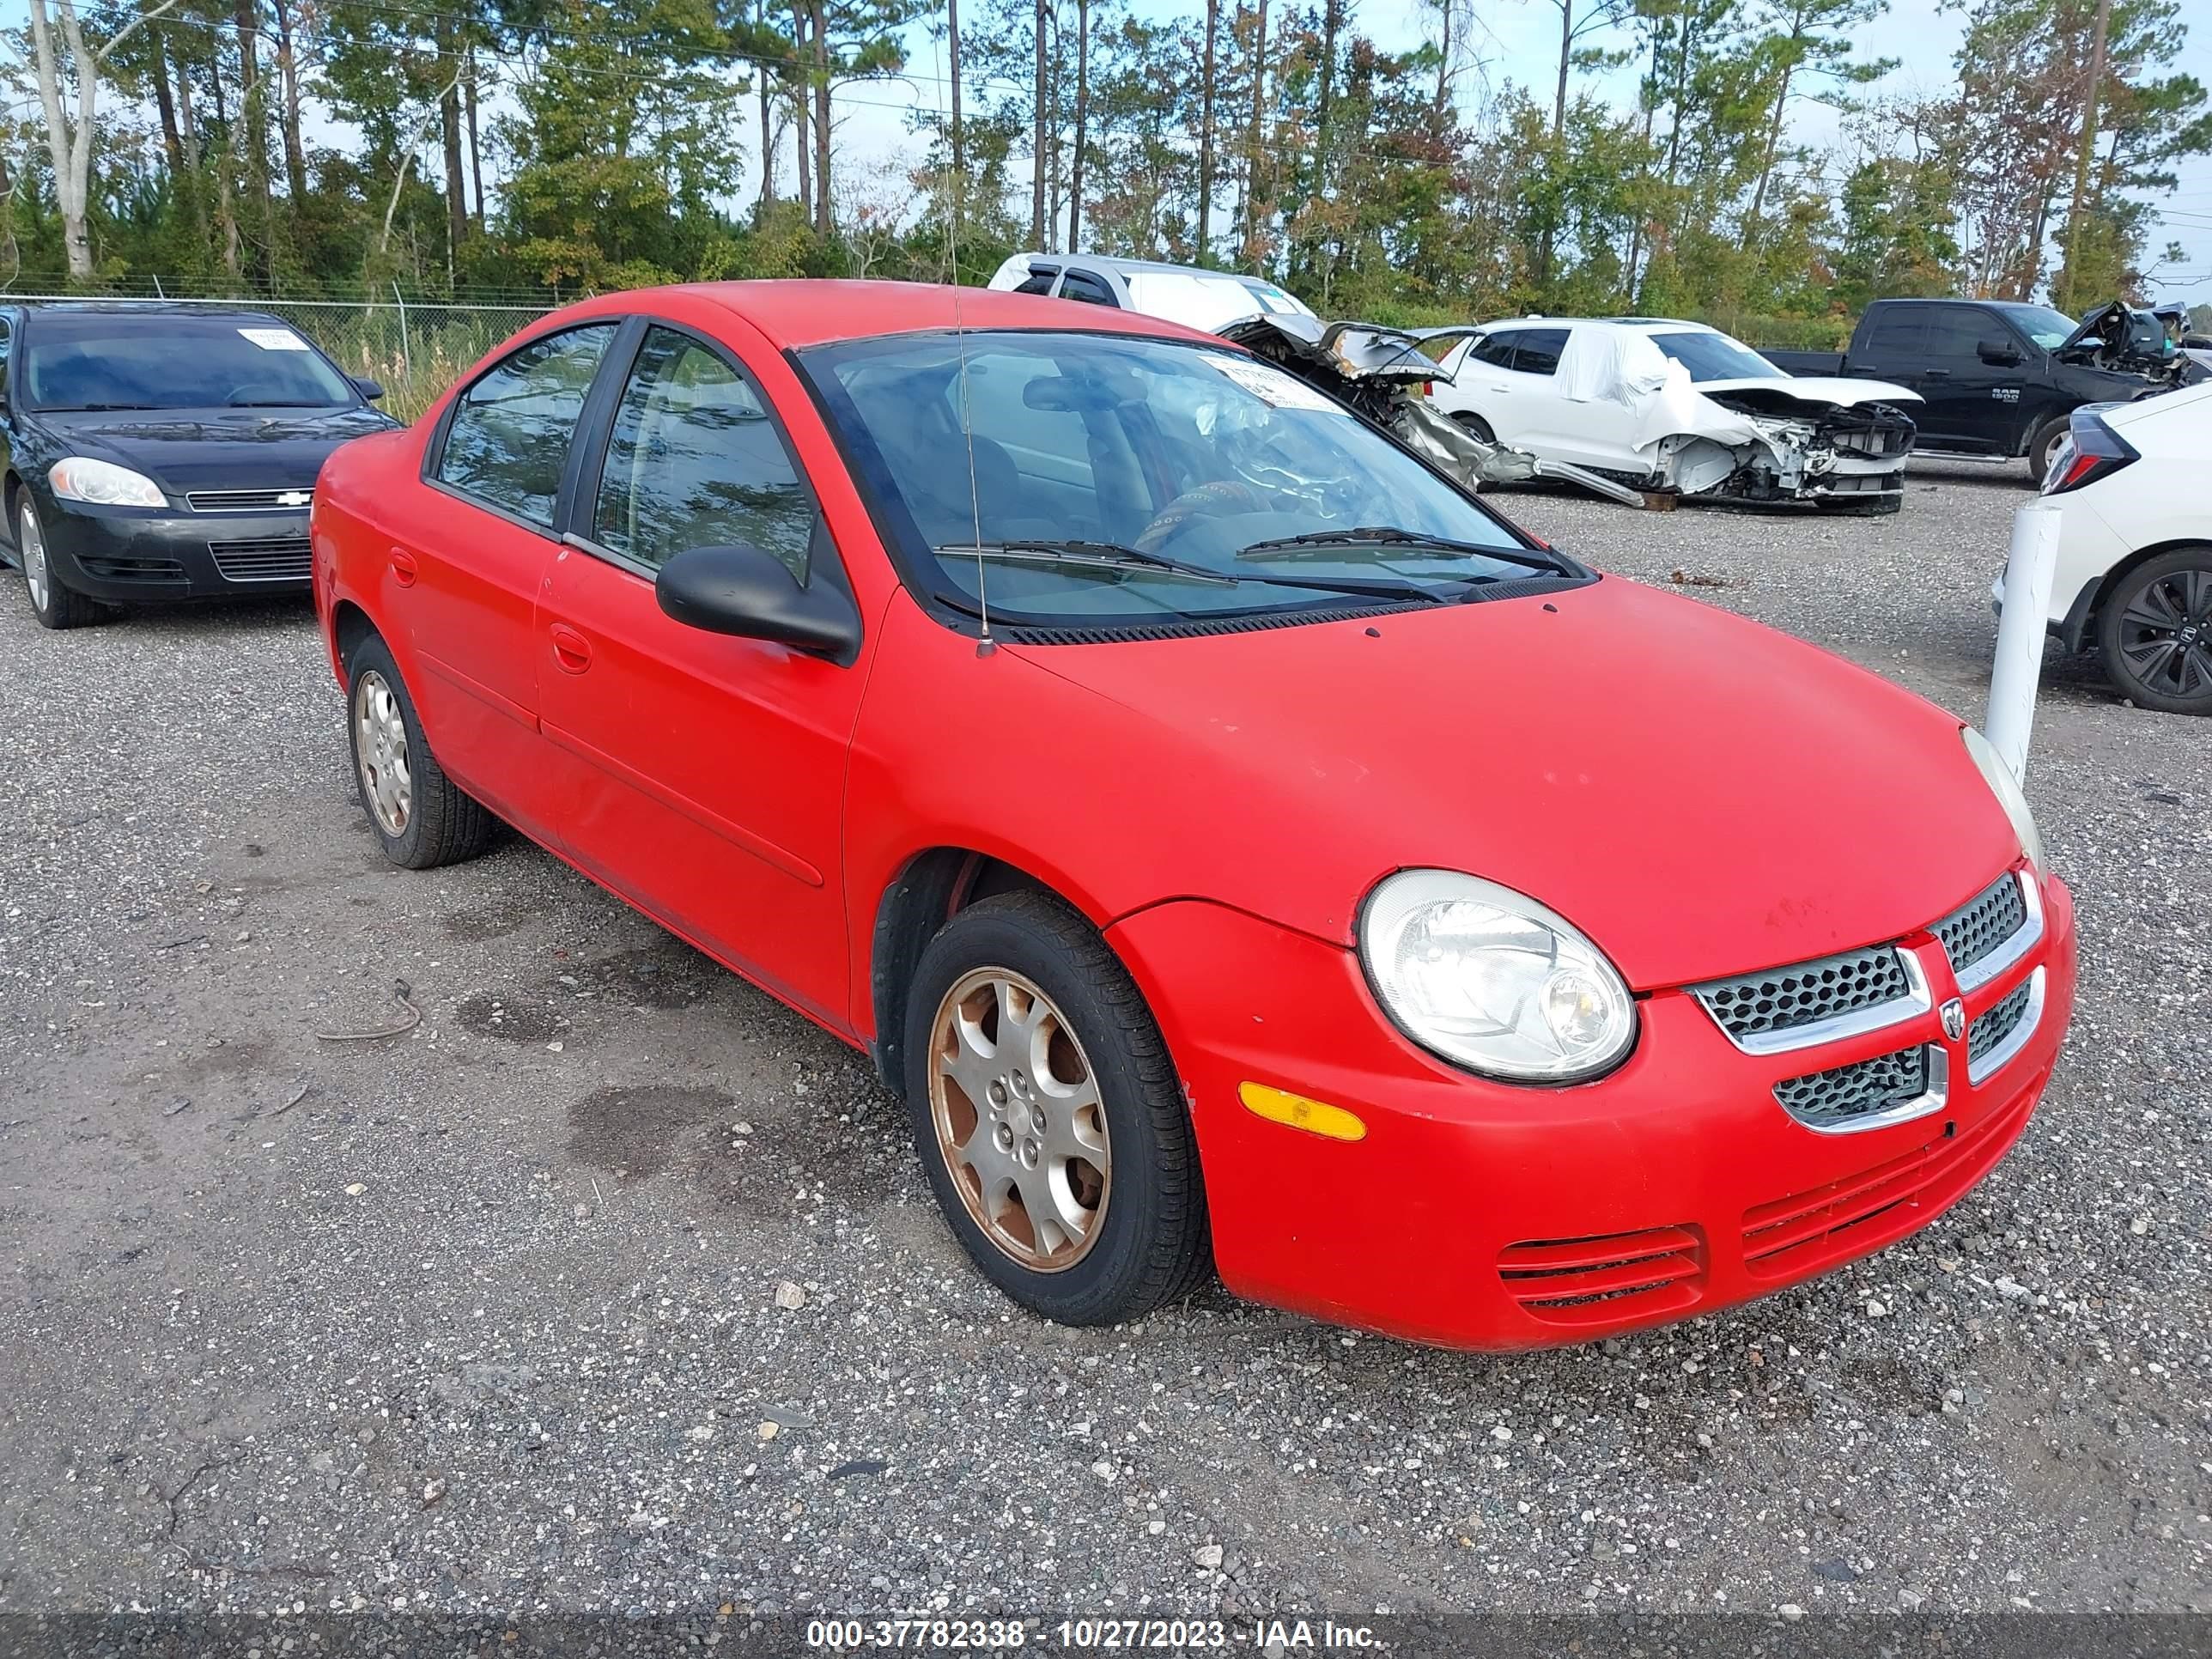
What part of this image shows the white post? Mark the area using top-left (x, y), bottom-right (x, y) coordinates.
top-left (1987, 501), bottom-right (2061, 782)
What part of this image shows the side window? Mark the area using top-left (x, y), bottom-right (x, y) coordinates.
top-left (1923, 307), bottom-right (1988, 363)
top-left (1860, 308), bottom-right (1925, 359)
top-left (1510, 329), bottom-right (1570, 375)
top-left (1012, 265), bottom-right (1060, 296)
top-left (438, 324), bottom-right (617, 526)
top-left (592, 325), bottom-right (815, 581)
top-left (1057, 270), bottom-right (1119, 307)
top-left (1468, 333), bottom-right (1520, 370)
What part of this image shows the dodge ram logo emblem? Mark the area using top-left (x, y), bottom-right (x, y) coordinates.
top-left (1940, 998), bottom-right (1966, 1041)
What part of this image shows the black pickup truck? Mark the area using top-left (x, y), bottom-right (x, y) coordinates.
top-left (1765, 297), bottom-right (2202, 483)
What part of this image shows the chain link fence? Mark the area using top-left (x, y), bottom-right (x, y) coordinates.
top-left (2, 290), bottom-right (551, 422)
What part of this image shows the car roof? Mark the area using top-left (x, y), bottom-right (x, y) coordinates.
top-left (16, 301), bottom-right (292, 325)
top-left (1002, 252), bottom-right (1279, 283)
top-left (1480, 317), bottom-right (1713, 332)
top-left (556, 280), bottom-right (1226, 352)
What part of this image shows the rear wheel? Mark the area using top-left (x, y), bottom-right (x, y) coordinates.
top-left (2025, 416), bottom-right (2070, 486)
top-left (346, 635), bottom-right (497, 866)
top-left (2098, 547), bottom-right (2212, 715)
top-left (17, 498), bottom-right (98, 630)
top-left (902, 891), bottom-right (1211, 1326)
top-left (1452, 410), bottom-right (1498, 446)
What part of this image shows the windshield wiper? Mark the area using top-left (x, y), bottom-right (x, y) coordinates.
top-left (1234, 526), bottom-right (1552, 571)
top-left (940, 539), bottom-right (1239, 585)
top-left (940, 538), bottom-right (1450, 605)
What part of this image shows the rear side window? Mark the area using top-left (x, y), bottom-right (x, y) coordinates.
top-left (437, 324), bottom-right (618, 527)
top-left (1012, 266), bottom-right (1059, 296)
top-left (1057, 270), bottom-right (1118, 307)
top-left (591, 325), bottom-right (815, 581)
top-left (1468, 334), bottom-right (1519, 370)
top-left (1510, 329), bottom-right (1570, 375)
top-left (1860, 308), bottom-right (1926, 359)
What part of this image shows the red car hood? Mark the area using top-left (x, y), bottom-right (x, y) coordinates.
top-left (1012, 574), bottom-right (2021, 989)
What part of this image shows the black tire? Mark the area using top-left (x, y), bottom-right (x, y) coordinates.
top-left (1452, 410), bottom-right (1498, 446)
top-left (345, 635), bottom-right (497, 867)
top-left (1815, 492), bottom-right (1903, 516)
top-left (17, 496), bottom-right (100, 630)
top-left (2096, 546), bottom-right (2212, 715)
top-left (2025, 416), bottom-right (2070, 486)
top-left (902, 891), bottom-right (1212, 1326)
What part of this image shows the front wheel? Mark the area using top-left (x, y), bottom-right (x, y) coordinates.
top-left (2025, 416), bottom-right (2070, 486)
top-left (2098, 547), bottom-right (2212, 715)
top-left (17, 497), bottom-right (99, 629)
top-left (902, 892), bottom-right (1211, 1326)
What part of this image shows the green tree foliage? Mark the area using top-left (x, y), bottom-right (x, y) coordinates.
top-left (1, 0), bottom-right (2205, 337)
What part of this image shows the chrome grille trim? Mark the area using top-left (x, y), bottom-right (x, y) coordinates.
top-left (208, 534), bottom-right (313, 583)
top-left (1945, 871), bottom-right (2043, 994)
top-left (1774, 1043), bottom-right (1950, 1136)
top-left (1694, 947), bottom-right (1931, 1057)
top-left (185, 487), bottom-right (313, 512)
top-left (1967, 966), bottom-right (2046, 1086)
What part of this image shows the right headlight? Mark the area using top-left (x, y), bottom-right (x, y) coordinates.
top-left (1962, 725), bottom-right (2047, 874)
top-left (1359, 869), bottom-right (1638, 1083)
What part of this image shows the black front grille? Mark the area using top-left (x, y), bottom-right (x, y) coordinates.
top-left (209, 535), bottom-right (313, 583)
top-left (1936, 874), bottom-right (2027, 978)
top-left (1693, 945), bottom-right (1912, 1041)
top-left (1773, 1044), bottom-right (1931, 1129)
top-left (187, 488), bottom-right (313, 512)
top-left (79, 554), bottom-right (187, 584)
top-left (1968, 978), bottom-right (2034, 1069)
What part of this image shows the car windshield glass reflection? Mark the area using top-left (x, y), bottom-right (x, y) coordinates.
top-left (1650, 331), bottom-right (1784, 383)
top-left (23, 313), bottom-right (357, 410)
top-left (801, 331), bottom-right (1542, 625)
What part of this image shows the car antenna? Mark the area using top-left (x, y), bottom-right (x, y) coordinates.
top-left (939, 40), bottom-right (994, 659)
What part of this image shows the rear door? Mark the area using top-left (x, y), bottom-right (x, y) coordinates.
top-left (1488, 327), bottom-right (1577, 456)
top-left (534, 319), bottom-right (866, 1029)
top-left (407, 319), bottom-right (623, 830)
top-left (1450, 328), bottom-right (1534, 441)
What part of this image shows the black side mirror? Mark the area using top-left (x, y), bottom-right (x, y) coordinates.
top-left (351, 375), bottom-right (386, 401)
top-left (1977, 339), bottom-right (2021, 367)
top-left (656, 543), bottom-right (860, 662)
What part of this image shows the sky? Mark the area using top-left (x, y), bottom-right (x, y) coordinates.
top-left (812, 0), bottom-right (2212, 311)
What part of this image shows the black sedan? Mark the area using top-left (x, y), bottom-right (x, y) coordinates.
top-left (0, 304), bottom-right (399, 629)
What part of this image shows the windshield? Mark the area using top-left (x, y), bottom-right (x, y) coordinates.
top-left (21, 313), bottom-right (356, 410)
top-left (802, 330), bottom-right (1544, 627)
top-left (1648, 330), bottom-right (1784, 382)
top-left (1993, 304), bottom-right (2079, 349)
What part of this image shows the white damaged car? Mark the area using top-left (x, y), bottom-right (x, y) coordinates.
top-left (1428, 318), bottom-right (1922, 514)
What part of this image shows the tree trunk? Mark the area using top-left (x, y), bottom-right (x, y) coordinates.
top-left (234, 0), bottom-right (276, 276)
top-left (465, 58), bottom-right (485, 228)
top-left (1243, 0), bottom-right (1267, 270)
top-left (1031, 0), bottom-right (1048, 249)
top-left (1433, 0), bottom-right (1452, 129)
top-left (758, 0), bottom-right (777, 213)
top-left (1066, 0), bottom-right (1088, 252)
top-left (2058, 0), bottom-right (2113, 310)
top-left (1747, 55), bottom-right (1795, 225)
top-left (151, 28), bottom-right (184, 171)
top-left (1197, 0), bottom-right (1218, 258)
top-left (1552, 0), bottom-right (1572, 137)
top-left (26, 0), bottom-right (95, 280)
top-left (1623, 26), bottom-right (1661, 307)
top-left (1307, 0), bottom-right (1338, 282)
top-left (209, 62), bottom-right (242, 279)
top-left (810, 0), bottom-right (833, 234)
top-left (792, 2), bottom-right (812, 224)
top-left (440, 27), bottom-right (469, 262)
top-left (948, 0), bottom-right (963, 192)
top-left (273, 0), bottom-right (307, 203)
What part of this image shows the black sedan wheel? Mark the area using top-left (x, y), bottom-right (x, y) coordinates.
top-left (2099, 547), bottom-right (2212, 715)
top-left (17, 498), bottom-right (98, 630)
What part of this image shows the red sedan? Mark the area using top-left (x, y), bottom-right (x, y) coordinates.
top-left (313, 282), bottom-right (2076, 1350)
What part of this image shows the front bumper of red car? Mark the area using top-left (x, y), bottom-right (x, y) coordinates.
top-left (1107, 869), bottom-right (2075, 1351)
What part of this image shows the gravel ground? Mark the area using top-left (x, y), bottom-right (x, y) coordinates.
top-left (0, 456), bottom-right (2206, 1631)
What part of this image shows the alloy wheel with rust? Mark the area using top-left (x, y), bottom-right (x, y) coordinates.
top-left (353, 668), bottom-right (415, 836)
top-left (928, 967), bottom-right (1110, 1271)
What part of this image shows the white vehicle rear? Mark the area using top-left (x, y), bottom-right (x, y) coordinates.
top-left (2007, 380), bottom-right (2212, 714)
top-left (986, 253), bottom-right (1316, 333)
top-left (1427, 319), bottom-right (1920, 513)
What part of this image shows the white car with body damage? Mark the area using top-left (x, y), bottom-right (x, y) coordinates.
top-left (1427, 318), bottom-right (1923, 513)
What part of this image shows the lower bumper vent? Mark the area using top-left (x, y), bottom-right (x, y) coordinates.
top-left (209, 535), bottom-right (313, 583)
top-left (1498, 1224), bottom-right (1705, 1328)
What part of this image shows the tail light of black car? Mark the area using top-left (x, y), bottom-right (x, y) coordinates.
top-left (2042, 410), bottom-right (2137, 495)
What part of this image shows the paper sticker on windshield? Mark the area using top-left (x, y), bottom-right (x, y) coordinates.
top-left (1208, 354), bottom-right (1346, 415)
top-left (238, 326), bottom-right (310, 351)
